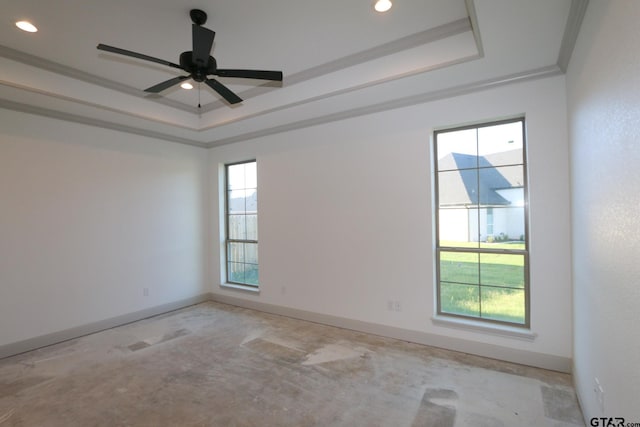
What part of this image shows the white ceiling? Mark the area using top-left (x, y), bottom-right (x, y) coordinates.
top-left (0, 0), bottom-right (585, 148)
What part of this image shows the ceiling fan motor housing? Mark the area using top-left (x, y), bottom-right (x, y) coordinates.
top-left (179, 51), bottom-right (216, 82)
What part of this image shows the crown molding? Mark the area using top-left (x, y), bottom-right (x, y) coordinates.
top-left (198, 52), bottom-right (480, 134)
top-left (0, 79), bottom-right (196, 131)
top-left (207, 65), bottom-right (563, 147)
top-left (465, 0), bottom-right (484, 58)
top-left (0, 45), bottom-right (198, 114)
top-left (0, 0), bottom-right (585, 149)
top-left (199, 17), bottom-right (473, 113)
top-left (0, 65), bottom-right (562, 149)
top-left (0, 17), bottom-right (473, 117)
top-left (557, 0), bottom-right (590, 72)
top-left (0, 98), bottom-right (206, 148)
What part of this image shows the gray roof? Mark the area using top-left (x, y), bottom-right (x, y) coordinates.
top-left (438, 150), bottom-right (523, 207)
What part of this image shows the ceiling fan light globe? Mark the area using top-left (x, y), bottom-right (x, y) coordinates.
top-left (374, 0), bottom-right (392, 13)
top-left (16, 21), bottom-right (38, 32)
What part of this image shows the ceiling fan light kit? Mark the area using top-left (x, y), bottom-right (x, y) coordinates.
top-left (16, 20), bottom-right (38, 32)
top-left (97, 9), bottom-right (283, 106)
top-left (374, 0), bottom-right (392, 13)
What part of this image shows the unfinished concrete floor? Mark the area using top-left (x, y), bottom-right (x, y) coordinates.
top-left (0, 302), bottom-right (583, 426)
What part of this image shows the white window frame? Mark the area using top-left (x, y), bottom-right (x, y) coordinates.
top-left (433, 117), bottom-right (530, 327)
top-left (224, 160), bottom-right (259, 288)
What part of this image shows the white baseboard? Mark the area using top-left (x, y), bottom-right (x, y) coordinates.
top-left (209, 293), bottom-right (572, 373)
top-left (1, 292), bottom-right (572, 373)
top-left (0, 294), bottom-right (210, 360)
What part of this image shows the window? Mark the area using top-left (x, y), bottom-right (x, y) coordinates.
top-left (434, 118), bottom-right (529, 326)
top-left (225, 160), bottom-right (259, 287)
top-left (486, 207), bottom-right (494, 236)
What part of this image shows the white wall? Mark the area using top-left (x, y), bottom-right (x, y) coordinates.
top-left (0, 110), bottom-right (209, 346)
top-left (209, 75), bottom-right (573, 364)
top-left (567, 1), bottom-right (640, 421)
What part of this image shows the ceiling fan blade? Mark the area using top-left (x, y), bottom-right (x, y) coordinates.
top-left (192, 25), bottom-right (215, 66)
top-left (97, 44), bottom-right (182, 70)
top-left (205, 78), bottom-right (242, 104)
top-left (215, 69), bottom-right (283, 81)
top-left (144, 76), bottom-right (189, 93)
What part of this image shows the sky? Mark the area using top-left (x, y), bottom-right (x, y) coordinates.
top-left (436, 121), bottom-right (524, 160)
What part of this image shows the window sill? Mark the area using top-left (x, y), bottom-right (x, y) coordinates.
top-left (431, 315), bottom-right (537, 341)
top-left (220, 283), bottom-right (260, 294)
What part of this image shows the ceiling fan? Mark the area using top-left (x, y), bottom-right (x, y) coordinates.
top-left (97, 9), bottom-right (283, 106)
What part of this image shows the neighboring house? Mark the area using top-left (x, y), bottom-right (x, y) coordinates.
top-left (438, 149), bottom-right (525, 243)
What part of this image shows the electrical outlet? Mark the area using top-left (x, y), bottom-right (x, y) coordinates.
top-left (387, 300), bottom-right (394, 311)
top-left (394, 301), bottom-right (401, 312)
top-left (143, 287), bottom-right (149, 297)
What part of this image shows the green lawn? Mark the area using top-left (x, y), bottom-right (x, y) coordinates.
top-left (228, 263), bottom-right (259, 286)
top-left (439, 241), bottom-right (526, 324)
top-left (440, 240), bottom-right (526, 252)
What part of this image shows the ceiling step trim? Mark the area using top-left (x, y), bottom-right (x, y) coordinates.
top-left (1, 65), bottom-right (562, 150)
top-left (200, 17), bottom-right (474, 113)
top-left (557, 0), bottom-right (590, 72)
top-left (0, 98), bottom-right (206, 148)
top-left (0, 44), bottom-right (198, 114)
top-left (0, 65), bottom-right (562, 150)
top-left (198, 53), bottom-right (480, 134)
top-left (465, 0), bottom-right (484, 58)
top-left (0, 79), bottom-right (197, 131)
top-left (0, 16), bottom-right (473, 116)
top-left (207, 65), bottom-right (563, 148)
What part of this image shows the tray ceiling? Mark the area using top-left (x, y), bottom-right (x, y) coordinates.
top-left (0, 0), bottom-right (586, 147)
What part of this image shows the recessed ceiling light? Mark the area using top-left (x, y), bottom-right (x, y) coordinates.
top-left (180, 82), bottom-right (194, 90)
top-left (374, 0), bottom-right (392, 13)
top-left (15, 20), bottom-right (38, 33)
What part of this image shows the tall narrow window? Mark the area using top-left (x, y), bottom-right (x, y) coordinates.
top-left (434, 118), bottom-right (529, 326)
top-left (225, 160), bottom-right (259, 287)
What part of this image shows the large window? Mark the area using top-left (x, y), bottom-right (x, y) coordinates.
top-left (434, 118), bottom-right (529, 326)
top-left (225, 160), bottom-right (259, 287)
